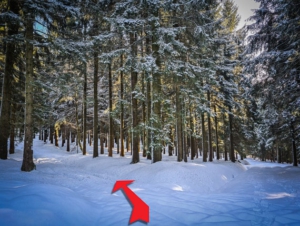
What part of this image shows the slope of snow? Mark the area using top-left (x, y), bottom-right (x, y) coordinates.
top-left (0, 138), bottom-right (299, 226)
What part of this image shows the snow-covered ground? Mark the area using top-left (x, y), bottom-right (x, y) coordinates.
top-left (0, 138), bottom-right (299, 226)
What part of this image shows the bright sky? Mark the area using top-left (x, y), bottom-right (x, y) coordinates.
top-left (233, 0), bottom-right (260, 30)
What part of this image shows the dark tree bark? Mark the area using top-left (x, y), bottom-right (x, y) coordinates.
top-left (75, 93), bottom-right (82, 151)
top-left (9, 127), bottom-right (15, 154)
top-left (190, 106), bottom-right (196, 160)
top-left (277, 145), bottom-right (282, 163)
top-left (145, 35), bottom-right (152, 160)
top-left (207, 91), bottom-right (213, 162)
top-left (214, 105), bottom-right (220, 160)
top-left (93, 51), bottom-right (99, 158)
top-left (183, 121), bottom-right (187, 162)
top-left (83, 63), bottom-right (87, 155)
top-left (223, 114), bottom-right (228, 161)
top-left (120, 54), bottom-right (125, 157)
top-left (66, 126), bottom-right (70, 152)
top-left (130, 33), bottom-right (140, 164)
top-left (61, 125), bottom-right (65, 147)
top-left (291, 123), bottom-right (298, 166)
top-left (176, 86), bottom-right (183, 162)
top-left (54, 127), bottom-right (59, 147)
top-left (9, 104), bottom-right (16, 154)
top-left (127, 133), bottom-right (131, 153)
top-left (44, 129), bottom-right (48, 143)
top-left (116, 137), bottom-right (119, 154)
top-left (100, 121), bottom-right (104, 154)
top-left (108, 63), bottom-right (113, 157)
top-left (229, 106), bottom-right (235, 162)
top-left (0, 0), bottom-right (19, 160)
top-left (21, 14), bottom-right (35, 171)
top-left (71, 133), bottom-right (75, 143)
top-left (140, 31), bottom-right (146, 158)
top-left (50, 125), bottom-right (54, 144)
top-left (151, 10), bottom-right (162, 163)
top-left (169, 127), bottom-right (174, 156)
top-left (201, 111), bottom-right (207, 162)
top-left (90, 132), bottom-right (93, 146)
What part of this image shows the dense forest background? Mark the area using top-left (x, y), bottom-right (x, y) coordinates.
top-left (0, 0), bottom-right (299, 171)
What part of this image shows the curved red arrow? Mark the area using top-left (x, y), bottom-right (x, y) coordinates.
top-left (112, 180), bottom-right (149, 224)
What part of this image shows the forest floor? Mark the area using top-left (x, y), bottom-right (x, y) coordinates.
top-left (0, 138), bottom-right (299, 226)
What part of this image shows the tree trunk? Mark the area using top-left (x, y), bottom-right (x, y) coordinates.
top-left (66, 126), bottom-right (70, 152)
top-left (90, 131), bottom-right (93, 146)
top-left (130, 33), bottom-right (140, 164)
top-left (176, 86), bottom-right (183, 162)
top-left (55, 127), bottom-right (59, 147)
top-left (9, 104), bottom-right (16, 154)
top-left (61, 125), bottom-right (65, 147)
top-left (120, 54), bottom-right (125, 157)
top-left (71, 133), bottom-right (75, 143)
top-left (126, 136), bottom-right (129, 152)
top-left (291, 123), bottom-right (298, 166)
top-left (75, 92), bottom-right (83, 151)
top-left (21, 14), bottom-right (35, 171)
top-left (277, 145), bottom-right (282, 163)
top-left (116, 137), bottom-right (119, 154)
top-left (145, 36), bottom-right (152, 160)
top-left (190, 106), bottom-right (196, 160)
top-left (183, 121), bottom-right (187, 162)
top-left (141, 78), bottom-right (146, 157)
top-left (50, 125), bottom-right (54, 144)
top-left (0, 0), bottom-right (19, 160)
top-left (151, 16), bottom-right (162, 163)
top-left (9, 127), bottom-right (15, 154)
top-left (214, 105), bottom-right (220, 160)
top-left (93, 51), bottom-right (99, 158)
top-left (201, 112), bottom-right (207, 162)
top-left (44, 129), bottom-right (48, 143)
top-left (169, 127), bottom-right (174, 156)
top-left (99, 122), bottom-right (104, 154)
top-left (83, 62), bottom-right (87, 155)
top-left (207, 91), bottom-right (213, 162)
top-left (229, 106), bottom-right (235, 162)
top-left (141, 32), bottom-right (147, 158)
top-left (108, 63), bottom-right (113, 157)
top-left (223, 114), bottom-right (228, 161)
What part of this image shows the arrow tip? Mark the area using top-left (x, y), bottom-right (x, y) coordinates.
top-left (112, 180), bottom-right (135, 193)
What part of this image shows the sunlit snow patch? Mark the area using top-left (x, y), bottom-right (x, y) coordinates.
top-left (172, 185), bottom-right (184, 192)
top-left (265, 192), bottom-right (295, 199)
top-left (190, 163), bottom-right (206, 167)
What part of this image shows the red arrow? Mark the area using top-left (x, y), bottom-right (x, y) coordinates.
top-left (112, 180), bottom-right (149, 224)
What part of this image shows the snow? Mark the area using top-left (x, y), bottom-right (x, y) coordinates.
top-left (1, 138), bottom-right (300, 225)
